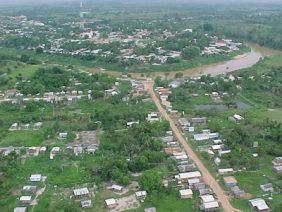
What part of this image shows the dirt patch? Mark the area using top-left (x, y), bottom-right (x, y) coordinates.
top-left (111, 194), bottom-right (140, 212)
top-left (242, 193), bottom-right (253, 199)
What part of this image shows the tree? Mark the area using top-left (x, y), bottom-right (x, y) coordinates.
top-left (175, 72), bottom-right (183, 78)
top-left (35, 47), bottom-right (43, 54)
top-left (203, 23), bottom-right (214, 32)
top-left (181, 47), bottom-right (200, 60)
top-left (139, 170), bottom-right (162, 192)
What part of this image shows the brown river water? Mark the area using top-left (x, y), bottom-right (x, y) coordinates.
top-left (85, 43), bottom-right (278, 79)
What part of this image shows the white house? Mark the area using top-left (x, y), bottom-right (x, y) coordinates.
top-left (249, 198), bottom-right (269, 212)
top-left (105, 198), bottom-right (118, 209)
top-left (179, 189), bottom-right (193, 199)
top-left (30, 174), bottom-right (42, 182)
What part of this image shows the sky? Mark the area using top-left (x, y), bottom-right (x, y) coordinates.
top-left (0, 0), bottom-right (282, 6)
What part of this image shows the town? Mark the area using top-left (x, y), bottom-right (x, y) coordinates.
top-left (0, 1), bottom-right (281, 212)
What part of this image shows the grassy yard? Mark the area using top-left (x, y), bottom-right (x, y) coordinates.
top-left (138, 190), bottom-right (200, 212)
top-left (0, 130), bottom-right (45, 147)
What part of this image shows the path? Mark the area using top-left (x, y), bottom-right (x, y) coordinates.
top-left (144, 80), bottom-right (236, 212)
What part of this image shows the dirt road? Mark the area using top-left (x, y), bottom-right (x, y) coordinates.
top-left (144, 80), bottom-right (236, 212)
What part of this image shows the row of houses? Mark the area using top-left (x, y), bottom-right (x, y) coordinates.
top-left (14, 174), bottom-right (46, 212)
top-left (161, 131), bottom-right (220, 211)
top-left (9, 122), bottom-right (42, 131)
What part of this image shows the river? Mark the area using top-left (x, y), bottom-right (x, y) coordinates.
top-left (85, 43), bottom-right (278, 78)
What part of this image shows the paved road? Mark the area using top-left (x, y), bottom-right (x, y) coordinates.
top-left (144, 80), bottom-right (236, 212)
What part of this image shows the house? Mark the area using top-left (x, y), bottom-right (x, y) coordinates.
top-left (200, 194), bottom-right (215, 203)
top-left (201, 201), bottom-right (220, 211)
top-left (199, 188), bottom-right (213, 196)
top-left (74, 146), bottom-right (83, 156)
top-left (135, 191), bottom-right (147, 201)
top-left (200, 195), bottom-right (219, 211)
top-left (188, 178), bottom-right (200, 189)
top-left (10, 123), bottom-right (18, 130)
top-left (211, 145), bottom-right (223, 151)
top-left (110, 184), bottom-right (124, 193)
top-left (214, 157), bottom-right (221, 166)
top-left (126, 121), bottom-right (139, 127)
top-left (161, 136), bottom-right (174, 143)
top-left (194, 134), bottom-right (210, 141)
top-left (40, 146), bottom-right (47, 153)
top-left (272, 157), bottom-right (282, 173)
top-left (223, 176), bottom-right (237, 187)
top-left (147, 112), bottom-right (159, 122)
top-left (231, 186), bottom-right (245, 198)
top-left (178, 164), bottom-right (196, 172)
top-left (27, 147), bottom-right (40, 156)
top-left (191, 117), bottom-right (206, 125)
top-left (58, 132), bottom-right (68, 140)
top-left (179, 189), bottom-right (193, 199)
top-left (86, 145), bottom-right (97, 154)
top-left (178, 118), bottom-right (190, 128)
top-left (30, 174), bottom-right (42, 182)
top-left (260, 183), bottom-right (273, 192)
top-left (173, 153), bottom-right (188, 161)
top-left (22, 185), bottom-right (37, 193)
top-left (50, 147), bottom-right (60, 159)
top-left (249, 198), bottom-right (269, 212)
top-left (81, 200), bottom-right (92, 208)
top-left (218, 149), bottom-right (231, 156)
top-left (272, 157), bottom-right (282, 166)
top-left (14, 207), bottom-right (27, 212)
top-left (175, 171), bottom-right (201, 183)
top-left (34, 122), bottom-right (42, 129)
top-left (20, 196), bottom-right (32, 204)
top-left (218, 168), bottom-right (234, 175)
top-left (144, 207), bottom-right (157, 212)
top-left (105, 198), bottom-right (118, 209)
top-left (229, 114), bottom-right (244, 122)
top-left (73, 187), bottom-right (89, 198)
top-left (273, 166), bottom-right (282, 173)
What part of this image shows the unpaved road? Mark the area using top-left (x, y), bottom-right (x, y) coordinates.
top-left (144, 80), bottom-right (236, 212)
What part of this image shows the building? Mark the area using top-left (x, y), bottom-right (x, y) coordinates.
top-left (272, 157), bottom-right (282, 173)
top-left (110, 184), bottom-right (124, 193)
top-left (188, 178), bottom-right (201, 189)
top-left (199, 188), bottom-right (213, 196)
top-left (272, 157), bottom-right (282, 166)
top-left (14, 207), bottom-right (27, 212)
top-left (200, 195), bottom-right (219, 211)
top-left (201, 201), bottom-right (220, 211)
top-left (223, 176), bottom-right (237, 187)
top-left (229, 114), bottom-right (244, 122)
top-left (135, 191), bottom-right (147, 201)
top-left (260, 183), bottom-right (273, 192)
top-left (74, 146), bottom-right (83, 156)
top-left (191, 117), bottom-right (206, 125)
top-left (175, 171), bottom-right (201, 183)
top-left (58, 132), bottom-right (68, 139)
top-left (273, 166), bottom-right (282, 173)
top-left (73, 187), bottom-right (89, 198)
top-left (179, 189), bottom-right (193, 199)
top-left (81, 200), bottom-right (92, 208)
top-left (22, 185), bottom-right (37, 193)
top-left (105, 198), bottom-right (118, 209)
top-left (178, 164), bottom-right (196, 172)
top-left (144, 207), bottom-right (157, 212)
top-left (218, 168), bottom-right (234, 175)
top-left (231, 186), bottom-right (245, 198)
top-left (30, 174), bottom-right (42, 182)
top-left (249, 198), bottom-right (269, 212)
top-left (146, 112), bottom-right (159, 122)
top-left (20, 196), bottom-right (32, 204)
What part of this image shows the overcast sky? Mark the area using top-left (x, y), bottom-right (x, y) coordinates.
top-left (0, 0), bottom-right (282, 6)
